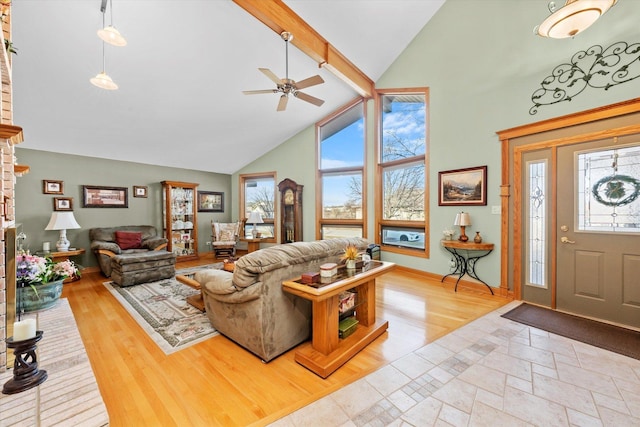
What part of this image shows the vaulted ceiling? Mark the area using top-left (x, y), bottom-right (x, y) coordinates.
top-left (11, 0), bottom-right (445, 174)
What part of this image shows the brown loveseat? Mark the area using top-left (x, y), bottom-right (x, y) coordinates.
top-left (194, 237), bottom-right (369, 362)
top-left (89, 225), bottom-right (176, 286)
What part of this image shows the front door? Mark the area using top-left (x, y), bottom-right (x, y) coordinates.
top-left (556, 138), bottom-right (640, 328)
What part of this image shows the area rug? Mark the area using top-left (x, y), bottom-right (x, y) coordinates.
top-left (103, 264), bottom-right (222, 354)
top-left (501, 303), bottom-right (640, 361)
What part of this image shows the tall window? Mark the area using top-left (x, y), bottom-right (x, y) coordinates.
top-left (377, 89), bottom-right (428, 256)
top-left (239, 172), bottom-right (276, 239)
top-left (317, 99), bottom-right (366, 239)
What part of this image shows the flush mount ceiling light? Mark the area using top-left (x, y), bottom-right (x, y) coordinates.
top-left (536, 0), bottom-right (617, 39)
top-left (97, 0), bottom-right (127, 46)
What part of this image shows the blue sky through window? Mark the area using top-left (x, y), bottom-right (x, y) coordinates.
top-left (320, 120), bottom-right (364, 169)
top-left (382, 99), bottom-right (426, 162)
top-left (320, 117), bottom-right (364, 207)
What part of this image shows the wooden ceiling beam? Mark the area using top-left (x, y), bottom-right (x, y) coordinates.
top-left (233, 0), bottom-right (374, 97)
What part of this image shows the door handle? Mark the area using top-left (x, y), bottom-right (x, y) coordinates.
top-left (560, 236), bottom-right (575, 244)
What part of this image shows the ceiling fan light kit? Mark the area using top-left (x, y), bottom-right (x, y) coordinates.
top-left (243, 32), bottom-right (325, 111)
top-left (536, 0), bottom-right (617, 39)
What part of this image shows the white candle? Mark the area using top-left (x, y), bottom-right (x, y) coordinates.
top-left (13, 318), bottom-right (36, 341)
top-left (43, 242), bottom-right (50, 251)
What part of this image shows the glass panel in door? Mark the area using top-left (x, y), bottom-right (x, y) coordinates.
top-left (522, 151), bottom-right (552, 307)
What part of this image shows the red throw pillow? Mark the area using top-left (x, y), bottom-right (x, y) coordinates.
top-left (115, 231), bottom-right (143, 250)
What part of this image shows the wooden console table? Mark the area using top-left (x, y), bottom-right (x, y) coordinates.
top-left (440, 240), bottom-right (494, 294)
top-left (282, 261), bottom-right (395, 378)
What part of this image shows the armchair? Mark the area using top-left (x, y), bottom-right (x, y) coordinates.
top-left (212, 221), bottom-right (239, 259)
top-left (89, 225), bottom-right (170, 277)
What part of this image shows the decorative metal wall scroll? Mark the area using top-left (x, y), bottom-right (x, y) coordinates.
top-left (530, 41), bottom-right (640, 115)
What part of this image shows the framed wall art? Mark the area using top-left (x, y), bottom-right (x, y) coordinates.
top-left (43, 179), bottom-right (64, 195)
top-left (82, 185), bottom-right (128, 208)
top-left (198, 191), bottom-right (224, 212)
top-left (54, 197), bottom-right (73, 211)
top-left (133, 186), bottom-right (148, 198)
top-left (438, 166), bottom-right (487, 206)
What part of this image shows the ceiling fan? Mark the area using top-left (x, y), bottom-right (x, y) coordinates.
top-left (243, 32), bottom-right (325, 112)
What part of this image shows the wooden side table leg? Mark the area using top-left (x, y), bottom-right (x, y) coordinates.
top-left (355, 279), bottom-right (376, 327)
top-left (311, 297), bottom-right (339, 355)
top-left (176, 275), bottom-right (205, 312)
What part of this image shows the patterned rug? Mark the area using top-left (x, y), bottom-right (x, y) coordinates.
top-left (103, 264), bottom-right (222, 354)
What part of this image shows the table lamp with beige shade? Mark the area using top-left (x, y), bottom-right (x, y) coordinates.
top-left (247, 211), bottom-right (264, 238)
top-left (454, 212), bottom-right (471, 242)
top-left (45, 211), bottom-right (81, 252)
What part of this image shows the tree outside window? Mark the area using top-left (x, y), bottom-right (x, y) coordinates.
top-left (317, 99), bottom-right (366, 239)
top-left (377, 89), bottom-right (429, 255)
top-left (240, 173), bottom-right (276, 239)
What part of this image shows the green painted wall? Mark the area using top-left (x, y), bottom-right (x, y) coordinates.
top-left (15, 148), bottom-right (231, 269)
top-left (234, 0), bottom-right (640, 288)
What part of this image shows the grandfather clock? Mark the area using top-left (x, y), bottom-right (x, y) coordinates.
top-left (278, 178), bottom-right (303, 243)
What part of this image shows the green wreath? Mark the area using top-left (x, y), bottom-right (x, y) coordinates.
top-left (591, 174), bottom-right (640, 207)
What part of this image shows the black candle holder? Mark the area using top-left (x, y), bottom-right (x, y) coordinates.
top-left (2, 331), bottom-right (48, 395)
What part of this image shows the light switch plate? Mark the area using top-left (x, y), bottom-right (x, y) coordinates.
top-left (491, 206), bottom-right (501, 214)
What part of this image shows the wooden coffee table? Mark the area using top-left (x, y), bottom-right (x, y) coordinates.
top-left (282, 261), bottom-right (395, 378)
top-left (176, 261), bottom-right (236, 311)
top-left (176, 274), bottom-right (206, 311)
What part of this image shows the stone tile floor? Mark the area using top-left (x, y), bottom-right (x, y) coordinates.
top-left (270, 301), bottom-right (640, 426)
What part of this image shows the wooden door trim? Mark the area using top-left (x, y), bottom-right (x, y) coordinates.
top-left (497, 98), bottom-right (640, 300)
top-left (497, 97), bottom-right (640, 140)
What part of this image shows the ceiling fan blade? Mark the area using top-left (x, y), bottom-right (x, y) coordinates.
top-left (277, 94), bottom-right (288, 111)
top-left (295, 75), bottom-right (324, 90)
top-left (259, 68), bottom-right (283, 85)
top-left (295, 91), bottom-right (325, 107)
top-left (242, 89), bottom-right (277, 95)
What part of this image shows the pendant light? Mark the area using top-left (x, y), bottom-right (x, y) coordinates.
top-left (536, 0), bottom-right (617, 39)
top-left (97, 0), bottom-right (127, 47)
top-left (90, 4), bottom-right (118, 90)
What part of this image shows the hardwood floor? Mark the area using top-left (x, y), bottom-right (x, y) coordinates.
top-left (62, 257), bottom-right (509, 426)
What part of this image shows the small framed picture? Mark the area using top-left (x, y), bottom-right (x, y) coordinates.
top-left (43, 180), bottom-right (64, 195)
top-left (54, 197), bottom-right (73, 211)
top-left (133, 186), bottom-right (148, 198)
top-left (198, 191), bottom-right (224, 212)
top-left (438, 166), bottom-right (488, 206)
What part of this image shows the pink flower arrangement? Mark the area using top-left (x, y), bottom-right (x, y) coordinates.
top-left (17, 252), bottom-right (80, 286)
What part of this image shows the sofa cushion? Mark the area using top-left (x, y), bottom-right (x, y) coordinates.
top-left (219, 230), bottom-right (235, 242)
top-left (90, 225), bottom-right (158, 243)
top-left (141, 236), bottom-right (168, 250)
top-left (195, 269), bottom-right (236, 295)
top-left (115, 231), bottom-right (143, 250)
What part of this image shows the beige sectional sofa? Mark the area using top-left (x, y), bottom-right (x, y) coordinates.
top-left (195, 237), bottom-right (369, 362)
